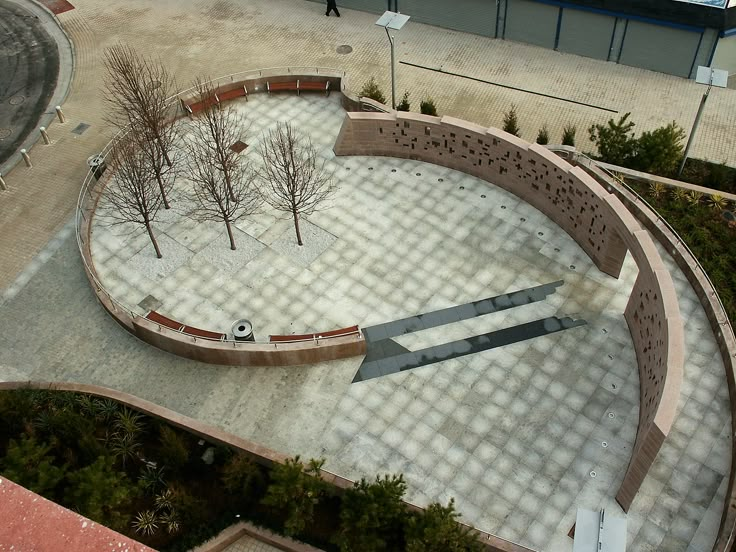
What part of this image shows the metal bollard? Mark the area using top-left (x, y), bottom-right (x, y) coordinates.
top-left (0, 173), bottom-right (6, 191)
top-left (40, 127), bottom-right (50, 145)
top-left (20, 149), bottom-right (32, 168)
top-left (55, 106), bottom-right (66, 123)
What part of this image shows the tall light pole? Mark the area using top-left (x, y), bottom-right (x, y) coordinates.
top-left (375, 11), bottom-right (410, 109)
top-left (678, 66), bottom-right (728, 177)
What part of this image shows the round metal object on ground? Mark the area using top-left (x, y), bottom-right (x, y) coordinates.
top-left (0, 128), bottom-right (12, 139)
top-left (9, 95), bottom-right (25, 105)
top-left (336, 45), bottom-right (353, 55)
top-left (232, 319), bottom-right (254, 342)
top-left (590, 470), bottom-right (597, 478)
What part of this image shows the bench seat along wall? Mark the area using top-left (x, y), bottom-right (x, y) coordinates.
top-left (333, 110), bottom-right (683, 512)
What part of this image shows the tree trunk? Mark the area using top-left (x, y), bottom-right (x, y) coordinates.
top-left (145, 221), bottom-right (162, 258)
top-left (158, 136), bottom-right (172, 167)
top-left (293, 209), bottom-right (303, 246)
top-left (224, 169), bottom-right (235, 202)
top-left (225, 218), bottom-right (236, 250)
top-left (155, 169), bottom-right (170, 209)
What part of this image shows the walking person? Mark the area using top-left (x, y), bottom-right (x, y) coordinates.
top-left (326, 0), bottom-right (340, 16)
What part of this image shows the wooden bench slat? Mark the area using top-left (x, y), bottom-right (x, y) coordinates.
top-left (146, 310), bottom-right (185, 331)
top-left (269, 325), bottom-right (360, 342)
top-left (183, 325), bottom-right (227, 341)
top-left (217, 87), bottom-right (247, 102)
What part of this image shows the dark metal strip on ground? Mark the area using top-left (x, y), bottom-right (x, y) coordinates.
top-left (399, 61), bottom-right (619, 114)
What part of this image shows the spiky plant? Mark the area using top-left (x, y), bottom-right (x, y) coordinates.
top-left (159, 510), bottom-right (180, 534)
top-left (687, 190), bottom-right (704, 206)
top-left (139, 465), bottom-right (166, 494)
top-left (132, 510), bottom-right (159, 536)
top-left (154, 488), bottom-right (174, 512)
top-left (649, 182), bottom-right (667, 199)
top-left (95, 398), bottom-right (119, 422)
top-left (76, 394), bottom-right (98, 418)
top-left (110, 433), bottom-right (141, 468)
top-left (114, 407), bottom-right (144, 437)
top-left (708, 193), bottom-right (728, 211)
top-left (672, 187), bottom-right (688, 203)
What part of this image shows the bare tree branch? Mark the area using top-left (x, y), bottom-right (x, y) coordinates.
top-left (103, 43), bottom-right (179, 208)
top-left (255, 122), bottom-right (335, 246)
top-left (184, 103), bottom-right (261, 250)
top-left (101, 135), bottom-right (169, 258)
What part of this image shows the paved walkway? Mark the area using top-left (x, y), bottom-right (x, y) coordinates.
top-left (0, 1), bottom-right (733, 551)
top-left (221, 535), bottom-right (282, 552)
top-left (2, 0), bottom-right (736, 291)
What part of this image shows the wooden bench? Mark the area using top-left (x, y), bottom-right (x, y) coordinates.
top-left (269, 325), bottom-right (360, 342)
top-left (146, 310), bottom-right (226, 341)
top-left (183, 85), bottom-right (249, 115)
top-left (267, 80), bottom-right (331, 97)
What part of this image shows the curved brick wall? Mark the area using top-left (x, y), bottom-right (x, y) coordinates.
top-left (333, 110), bottom-right (683, 512)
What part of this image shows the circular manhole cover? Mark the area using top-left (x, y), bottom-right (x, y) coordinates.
top-left (336, 44), bottom-right (353, 55)
top-left (0, 128), bottom-right (12, 139)
top-left (9, 95), bottom-right (25, 105)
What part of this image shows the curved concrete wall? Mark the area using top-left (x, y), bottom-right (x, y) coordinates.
top-left (333, 110), bottom-right (683, 512)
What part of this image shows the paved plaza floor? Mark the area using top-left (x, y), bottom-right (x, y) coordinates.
top-left (0, 0), bottom-right (733, 550)
top-left (0, 93), bottom-right (728, 551)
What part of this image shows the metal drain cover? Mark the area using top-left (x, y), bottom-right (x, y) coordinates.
top-left (336, 44), bottom-right (353, 55)
top-left (0, 128), bottom-right (12, 140)
top-left (9, 95), bottom-right (25, 105)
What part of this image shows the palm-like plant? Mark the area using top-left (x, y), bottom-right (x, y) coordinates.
top-left (139, 465), bottom-right (166, 494)
top-left (114, 407), bottom-right (144, 437)
top-left (159, 510), bottom-right (180, 534)
top-left (110, 433), bottom-right (141, 468)
top-left (95, 398), bottom-right (119, 422)
top-left (132, 510), bottom-right (159, 536)
top-left (672, 187), bottom-right (688, 203)
top-left (154, 488), bottom-right (174, 512)
top-left (687, 190), bottom-right (704, 206)
top-left (708, 193), bottom-right (728, 211)
top-left (649, 182), bottom-right (667, 199)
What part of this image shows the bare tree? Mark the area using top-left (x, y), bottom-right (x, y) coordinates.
top-left (186, 132), bottom-right (261, 251)
top-left (102, 136), bottom-right (169, 258)
top-left (103, 44), bottom-right (178, 207)
top-left (256, 122), bottom-right (335, 246)
top-left (188, 78), bottom-right (248, 201)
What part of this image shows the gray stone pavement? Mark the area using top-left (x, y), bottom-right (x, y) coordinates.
top-left (221, 535), bottom-right (282, 552)
top-left (0, 92), bottom-right (730, 552)
top-left (0, 1), bottom-right (733, 551)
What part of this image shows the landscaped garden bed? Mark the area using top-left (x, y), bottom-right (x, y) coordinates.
top-left (0, 388), bottom-right (480, 551)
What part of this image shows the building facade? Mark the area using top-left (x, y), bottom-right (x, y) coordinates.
top-left (317, 0), bottom-right (736, 80)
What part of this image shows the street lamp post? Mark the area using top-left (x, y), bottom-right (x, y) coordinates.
top-left (375, 11), bottom-right (410, 109)
top-left (677, 66), bottom-right (728, 177)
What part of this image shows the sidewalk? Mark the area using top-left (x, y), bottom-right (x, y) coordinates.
top-left (1, 0), bottom-right (735, 290)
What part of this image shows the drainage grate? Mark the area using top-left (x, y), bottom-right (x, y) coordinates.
top-left (72, 123), bottom-right (91, 135)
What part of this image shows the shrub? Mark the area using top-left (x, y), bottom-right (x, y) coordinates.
top-left (562, 124), bottom-right (576, 147)
top-left (222, 452), bottom-right (265, 501)
top-left (360, 77), bottom-right (387, 104)
top-left (158, 425), bottom-right (189, 473)
top-left (335, 474), bottom-right (407, 551)
top-left (406, 499), bottom-right (479, 551)
top-left (588, 112), bottom-right (636, 165)
top-left (396, 91), bottom-right (411, 111)
top-left (420, 98), bottom-right (438, 116)
top-left (502, 105), bottom-right (520, 137)
top-left (132, 510), bottom-right (159, 536)
top-left (262, 456), bottom-right (328, 536)
top-left (535, 125), bottom-right (549, 145)
top-left (139, 464), bottom-right (166, 494)
top-left (66, 456), bottom-right (138, 530)
top-left (1, 434), bottom-right (66, 497)
top-left (633, 121), bottom-right (686, 176)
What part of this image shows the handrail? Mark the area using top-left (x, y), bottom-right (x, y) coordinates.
top-left (75, 67), bottom-right (358, 347)
top-left (552, 148), bottom-right (735, 342)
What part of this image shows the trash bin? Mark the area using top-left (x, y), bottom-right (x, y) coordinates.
top-left (232, 319), bottom-right (255, 342)
top-left (87, 154), bottom-right (107, 180)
